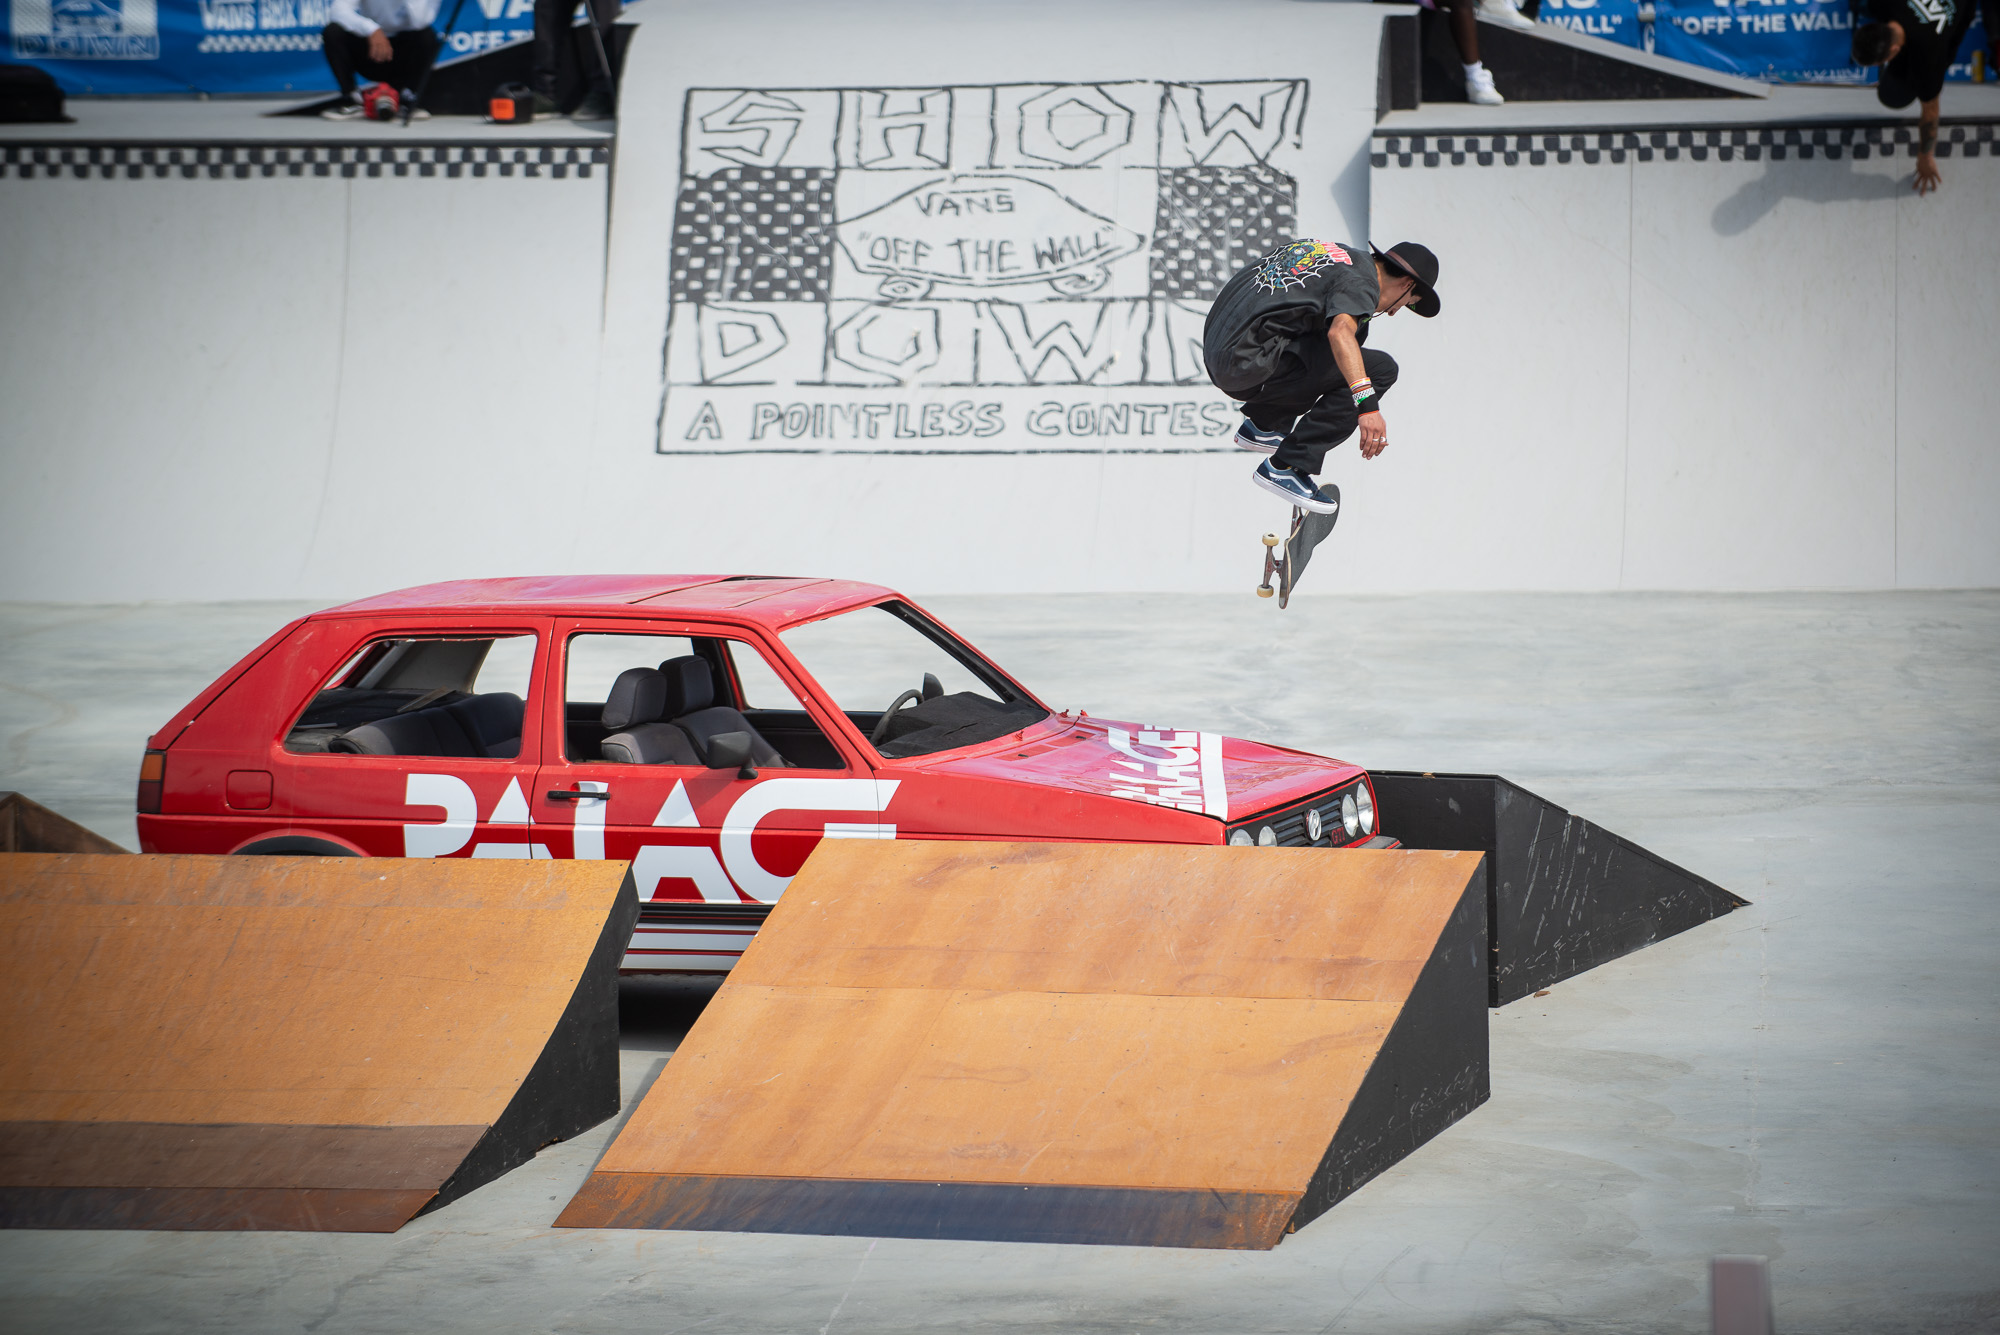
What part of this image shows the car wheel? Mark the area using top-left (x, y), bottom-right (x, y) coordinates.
top-left (232, 836), bottom-right (360, 857)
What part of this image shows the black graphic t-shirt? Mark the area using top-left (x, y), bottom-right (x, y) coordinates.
top-left (1203, 239), bottom-right (1380, 394)
top-left (1863, 0), bottom-right (1975, 102)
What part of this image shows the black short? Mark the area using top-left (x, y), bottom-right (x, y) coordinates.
top-left (1875, 65), bottom-right (1936, 110)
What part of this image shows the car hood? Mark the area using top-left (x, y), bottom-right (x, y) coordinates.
top-left (903, 712), bottom-right (1365, 822)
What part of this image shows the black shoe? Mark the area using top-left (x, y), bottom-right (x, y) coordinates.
top-left (531, 92), bottom-right (560, 118)
top-left (571, 89), bottom-right (615, 121)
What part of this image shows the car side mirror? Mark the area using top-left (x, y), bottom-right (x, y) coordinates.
top-left (706, 731), bottom-right (758, 780)
top-left (922, 672), bottom-right (943, 701)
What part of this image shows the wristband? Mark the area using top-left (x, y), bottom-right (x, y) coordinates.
top-left (1348, 378), bottom-right (1374, 408)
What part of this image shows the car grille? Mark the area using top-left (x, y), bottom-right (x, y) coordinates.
top-left (1230, 784), bottom-right (1369, 848)
top-left (637, 902), bottom-right (771, 927)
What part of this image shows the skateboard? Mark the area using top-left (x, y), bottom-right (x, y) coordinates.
top-left (1256, 483), bottom-right (1340, 609)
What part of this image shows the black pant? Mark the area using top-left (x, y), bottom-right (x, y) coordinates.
top-left (321, 24), bottom-right (440, 99)
top-left (1236, 337), bottom-right (1400, 475)
top-left (532, 0), bottom-right (618, 98)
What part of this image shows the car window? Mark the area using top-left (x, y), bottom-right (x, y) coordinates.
top-left (725, 640), bottom-right (803, 710)
top-left (565, 633), bottom-right (697, 708)
top-left (563, 632), bottom-right (842, 770)
top-left (780, 603), bottom-right (1046, 758)
top-left (285, 634), bottom-right (536, 758)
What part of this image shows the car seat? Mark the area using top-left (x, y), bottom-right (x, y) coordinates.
top-left (657, 656), bottom-right (787, 768)
top-left (598, 667), bottom-right (699, 765)
top-left (332, 692), bottom-right (523, 758)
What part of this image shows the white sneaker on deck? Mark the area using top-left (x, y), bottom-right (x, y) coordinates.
top-left (1465, 66), bottom-right (1506, 105)
top-left (1479, 0), bottom-right (1538, 29)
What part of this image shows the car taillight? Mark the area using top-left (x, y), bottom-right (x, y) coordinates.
top-left (136, 750), bottom-right (165, 814)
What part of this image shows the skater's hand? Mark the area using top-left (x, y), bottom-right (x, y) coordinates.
top-left (368, 28), bottom-right (393, 62)
top-left (1358, 410), bottom-right (1388, 459)
top-left (1913, 152), bottom-right (1940, 195)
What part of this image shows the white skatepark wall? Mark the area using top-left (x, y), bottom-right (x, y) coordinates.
top-left (0, 137), bottom-right (612, 603)
top-left (1, 0), bottom-right (1995, 602)
top-left (1364, 123), bottom-right (2000, 590)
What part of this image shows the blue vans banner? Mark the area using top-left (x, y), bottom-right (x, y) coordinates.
top-left (1535, 0), bottom-right (1647, 49)
top-left (1649, 0), bottom-right (1990, 82)
top-left (4, 0), bottom-right (554, 96)
top-left (1648, 0), bottom-right (1992, 81)
top-left (1, 0), bottom-right (1982, 95)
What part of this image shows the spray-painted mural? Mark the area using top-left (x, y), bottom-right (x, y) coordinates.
top-left (657, 80), bottom-right (1308, 453)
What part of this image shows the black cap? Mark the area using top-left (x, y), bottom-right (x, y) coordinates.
top-left (1374, 241), bottom-right (1441, 317)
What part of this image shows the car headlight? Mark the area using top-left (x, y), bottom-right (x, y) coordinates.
top-left (1356, 784), bottom-right (1375, 835)
top-left (1229, 828), bottom-right (1255, 847)
top-left (1341, 791), bottom-right (1360, 839)
top-left (1257, 826), bottom-right (1278, 847)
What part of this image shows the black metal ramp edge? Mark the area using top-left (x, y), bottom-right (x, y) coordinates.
top-left (418, 865), bottom-right (640, 1216)
top-left (564, 1174), bottom-right (1299, 1250)
top-left (1372, 773), bottom-right (1747, 1007)
top-left (1290, 857), bottom-right (1490, 1232)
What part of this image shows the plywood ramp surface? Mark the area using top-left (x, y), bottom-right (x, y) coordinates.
top-left (560, 841), bottom-right (1488, 1249)
top-left (0, 853), bottom-right (637, 1231)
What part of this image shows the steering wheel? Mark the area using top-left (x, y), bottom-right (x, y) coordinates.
top-left (870, 689), bottom-right (923, 746)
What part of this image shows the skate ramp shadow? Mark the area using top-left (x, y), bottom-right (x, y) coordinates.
top-left (1712, 156), bottom-right (1906, 236)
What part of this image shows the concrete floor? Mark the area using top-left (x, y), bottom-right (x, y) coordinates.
top-left (1, 591), bottom-right (1996, 1333)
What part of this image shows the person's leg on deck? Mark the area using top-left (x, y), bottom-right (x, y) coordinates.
top-left (383, 27), bottom-right (440, 93)
top-left (321, 23), bottom-right (365, 101)
top-left (1441, 0), bottom-right (1505, 103)
top-left (570, 0), bottom-right (620, 119)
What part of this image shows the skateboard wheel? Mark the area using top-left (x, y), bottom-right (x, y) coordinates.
top-left (1256, 586), bottom-right (1274, 598)
top-left (1261, 533), bottom-right (1280, 548)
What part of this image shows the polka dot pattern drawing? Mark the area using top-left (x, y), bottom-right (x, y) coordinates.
top-left (671, 166), bottom-right (836, 303)
top-left (1148, 165), bottom-right (1296, 300)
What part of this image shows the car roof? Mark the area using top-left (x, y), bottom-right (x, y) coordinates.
top-left (321, 575), bottom-right (897, 628)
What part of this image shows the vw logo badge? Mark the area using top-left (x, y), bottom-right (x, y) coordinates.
top-left (1306, 807), bottom-right (1323, 841)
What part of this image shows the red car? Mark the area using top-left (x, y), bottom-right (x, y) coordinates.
top-left (137, 575), bottom-right (1393, 972)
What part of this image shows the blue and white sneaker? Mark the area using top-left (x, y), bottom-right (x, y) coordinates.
top-left (1235, 418), bottom-right (1286, 454)
top-left (1252, 459), bottom-right (1339, 513)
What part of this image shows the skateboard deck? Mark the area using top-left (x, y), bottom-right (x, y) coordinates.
top-left (1256, 483), bottom-right (1340, 609)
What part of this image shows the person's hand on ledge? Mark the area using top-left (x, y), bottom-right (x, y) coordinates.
top-left (1914, 152), bottom-right (1940, 195)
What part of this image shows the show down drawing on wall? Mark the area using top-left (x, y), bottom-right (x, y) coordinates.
top-left (657, 80), bottom-right (1308, 453)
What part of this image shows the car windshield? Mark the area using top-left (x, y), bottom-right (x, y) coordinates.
top-left (781, 602), bottom-right (1048, 758)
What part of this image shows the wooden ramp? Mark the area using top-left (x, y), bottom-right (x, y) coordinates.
top-left (558, 841), bottom-right (1487, 1249)
top-left (0, 792), bottom-right (126, 854)
top-left (0, 853), bottom-right (637, 1232)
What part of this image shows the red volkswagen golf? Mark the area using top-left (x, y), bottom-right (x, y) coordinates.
top-left (137, 575), bottom-right (1392, 972)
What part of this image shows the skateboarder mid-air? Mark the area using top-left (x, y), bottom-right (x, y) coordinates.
top-left (1204, 240), bottom-right (1441, 513)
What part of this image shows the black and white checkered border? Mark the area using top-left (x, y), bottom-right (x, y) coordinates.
top-left (1372, 120), bottom-right (1998, 168)
top-left (0, 142), bottom-right (612, 181)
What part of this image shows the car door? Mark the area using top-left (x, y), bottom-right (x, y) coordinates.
top-left (270, 618), bottom-right (552, 858)
top-left (529, 621), bottom-right (896, 970)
